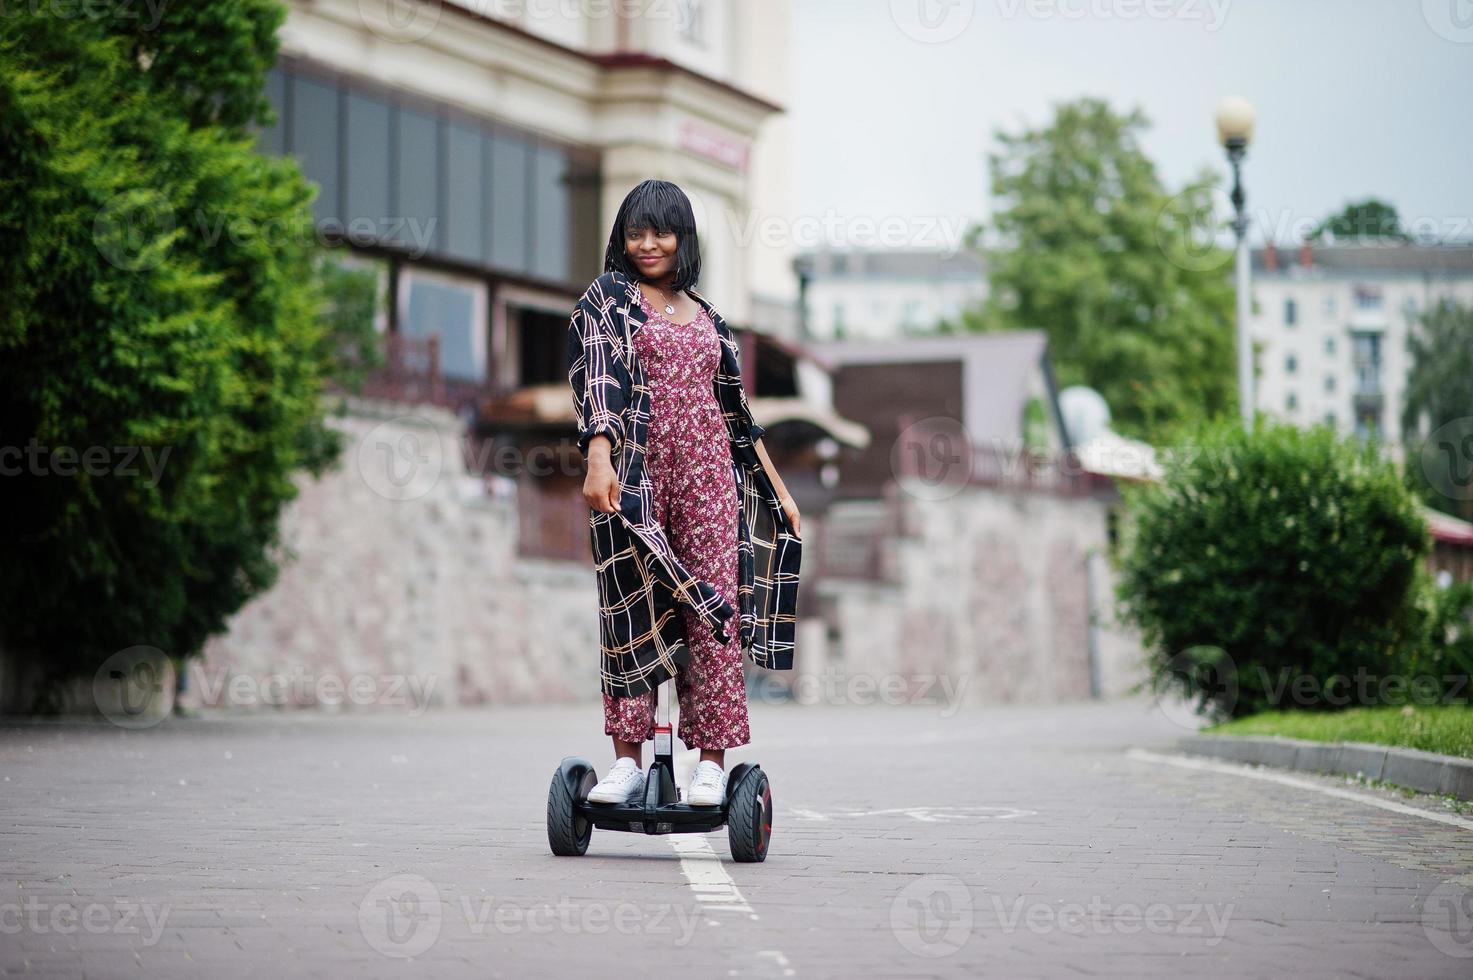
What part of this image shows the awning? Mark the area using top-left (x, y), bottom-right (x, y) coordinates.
top-left (1074, 430), bottom-right (1163, 482)
top-left (749, 397), bottom-right (871, 449)
top-left (1426, 507), bottom-right (1473, 547)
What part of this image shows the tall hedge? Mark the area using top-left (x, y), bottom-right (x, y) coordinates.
top-left (1116, 419), bottom-right (1431, 718)
top-left (0, 4), bottom-right (339, 703)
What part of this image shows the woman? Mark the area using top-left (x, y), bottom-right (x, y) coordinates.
top-left (566, 179), bottom-right (802, 807)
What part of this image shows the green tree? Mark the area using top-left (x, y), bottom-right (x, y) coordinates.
top-left (943, 99), bottom-right (1237, 445)
top-left (0, 4), bottom-right (346, 709)
top-left (1401, 299), bottom-right (1473, 522)
top-left (1309, 198), bottom-right (1408, 244)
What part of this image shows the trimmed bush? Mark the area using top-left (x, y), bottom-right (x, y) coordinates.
top-left (1116, 418), bottom-right (1431, 719)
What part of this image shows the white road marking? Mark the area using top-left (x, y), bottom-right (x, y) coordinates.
top-left (670, 748), bottom-right (792, 971)
top-left (755, 949), bottom-right (796, 977)
top-left (787, 804), bottom-right (1035, 823)
top-left (1126, 748), bottom-right (1473, 832)
top-left (670, 834), bottom-right (759, 921)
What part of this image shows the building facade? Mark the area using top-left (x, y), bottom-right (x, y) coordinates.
top-left (257, 0), bottom-right (798, 403)
top-left (1247, 242), bottom-right (1473, 445)
top-left (794, 247), bottom-right (988, 340)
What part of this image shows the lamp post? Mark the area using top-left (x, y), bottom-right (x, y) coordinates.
top-left (1217, 96), bottom-right (1256, 428)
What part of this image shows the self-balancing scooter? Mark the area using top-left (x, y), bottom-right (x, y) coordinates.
top-left (547, 675), bottom-right (772, 862)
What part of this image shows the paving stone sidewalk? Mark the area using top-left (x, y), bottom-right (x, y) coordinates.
top-left (1, 698), bottom-right (1470, 978)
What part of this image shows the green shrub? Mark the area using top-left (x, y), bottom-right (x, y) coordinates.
top-left (1116, 418), bottom-right (1431, 719)
top-left (1406, 577), bottom-right (1473, 694)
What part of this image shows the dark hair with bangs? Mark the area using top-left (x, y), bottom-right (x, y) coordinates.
top-left (603, 179), bottom-right (702, 292)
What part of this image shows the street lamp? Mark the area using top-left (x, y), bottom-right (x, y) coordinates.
top-left (1217, 96), bottom-right (1256, 427)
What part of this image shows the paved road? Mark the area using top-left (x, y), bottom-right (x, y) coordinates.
top-left (1, 697), bottom-right (1471, 978)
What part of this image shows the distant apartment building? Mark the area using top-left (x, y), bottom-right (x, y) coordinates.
top-left (1248, 242), bottom-right (1473, 445)
top-left (794, 247), bottom-right (987, 340)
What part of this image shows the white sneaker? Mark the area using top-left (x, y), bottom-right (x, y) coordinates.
top-left (687, 760), bottom-right (727, 807)
top-left (587, 757), bottom-right (645, 804)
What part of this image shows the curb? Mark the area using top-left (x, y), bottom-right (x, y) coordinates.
top-left (1177, 734), bottom-right (1473, 801)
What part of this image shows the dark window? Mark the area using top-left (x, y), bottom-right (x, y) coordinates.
top-left (344, 91), bottom-right (391, 241)
top-left (446, 120), bottom-right (486, 263)
top-left (1354, 285), bottom-right (1383, 310)
top-left (403, 275), bottom-right (480, 381)
top-left (291, 75), bottom-right (341, 226)
top-left (257, 66), bottom-right (286, 155)
top-left (395, 105), bottom-right (441, 254)
top-left (1285, 354), bottom-right (1297, 374)
top-left (490, 133), bottom-right (530, 274)
top-left (532, 143), bottom-right (570, 282)
top-left (258, 59), bottom-right (596, 285)
top-left (515, 306), bottom-right (567, 386)
top-left (1284, 297), bottom-right (1297, 326)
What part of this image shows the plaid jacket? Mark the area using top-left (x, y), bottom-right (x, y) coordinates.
top-left (567, 270), bottom-right (801, 698)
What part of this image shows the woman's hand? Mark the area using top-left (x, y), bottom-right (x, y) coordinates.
top-left (583, 442), bottom-right (621, 514)
top-left (779, 491), bottom-right (801, 539)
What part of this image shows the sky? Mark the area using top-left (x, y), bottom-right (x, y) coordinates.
top-left (788, 0), bottom-right (1473, 251)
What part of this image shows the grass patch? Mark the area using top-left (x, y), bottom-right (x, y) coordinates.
top-left (1207, 705), bottom-right (1473, 760)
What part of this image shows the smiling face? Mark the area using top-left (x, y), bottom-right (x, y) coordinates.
top-left (623, 224), bottom-right (679, 284)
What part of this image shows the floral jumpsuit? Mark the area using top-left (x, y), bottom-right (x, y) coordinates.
top-left (601, 290), bottom-right (751, 751)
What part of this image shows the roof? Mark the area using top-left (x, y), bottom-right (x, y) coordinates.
top-left (808, 331), bottom-right (1050, 447)
top-left (795, 247), bottom-right (986, 282)
top-left (1426, 507), bottom-right (1473, 547)
top-left (749, 397), bottom-right (871, 448)
top-left (1254, 242), bottom-right (1473, 277)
